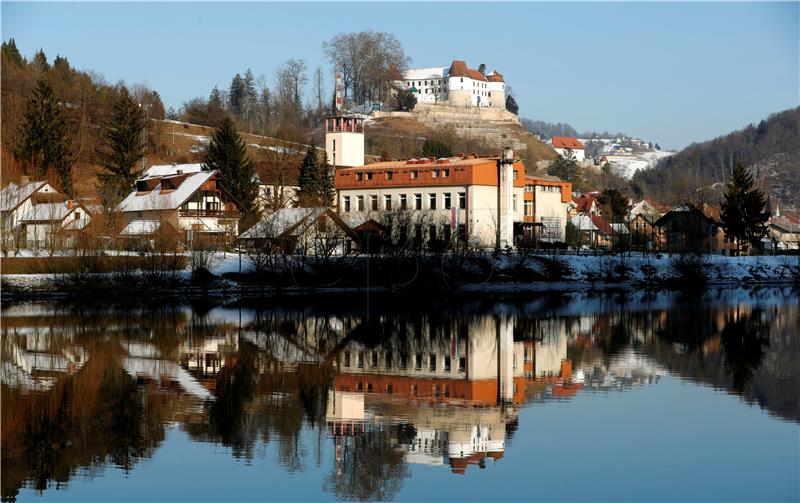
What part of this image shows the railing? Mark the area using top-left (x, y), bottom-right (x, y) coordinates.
top-left (179, 209), bottom-right (239, 218)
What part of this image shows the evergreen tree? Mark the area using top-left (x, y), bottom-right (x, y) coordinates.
top-left (721, 162), bottom-right (770, 253)
top-left (297, 144), bottom-right (322, 206)
top-left (207, 87), bottom-right (226, 127)
top-left (96, 87), bottom-right (147, 207)
top-left (547, 149), bottom-right (582, 187)
top-left (203, 116), bottom-right (257, 213)
top-left (598, 188), bottom-right (628, 222)
top-left (16, 79), bottom-right (74, 195)
top-left (228, 73), bottom-right (245, 119)
top-left (242, 69), bottom-right (257, 127)
top-left (421, 138), bottom-right (452, 159)
top-left (505, 94), bottom-right (519, 115)
top-left (318, 158), bottom-right (335, 206)
top-left (1, 38), bottom-right (24, 66)
top-left (32, 48), bottom-right (49, 72)
top-left (53, 54), bottom-right (70, 74)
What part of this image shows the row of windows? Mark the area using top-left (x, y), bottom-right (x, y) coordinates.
top-left (342, 351), bottom-right (467, 373)
top-left (352, 381), bottom-right (456, 398)
top-left (354, 168), bottom-right (450, 182)
top-left (343, 192), bottom-right (467, 212)
top-left (407, 79), bottom-right (443, 87)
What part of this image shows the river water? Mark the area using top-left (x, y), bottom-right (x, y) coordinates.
top-left (2, 288), bottom-right (798, 502)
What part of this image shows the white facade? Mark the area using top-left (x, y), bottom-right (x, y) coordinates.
top-left (400, 61), bottom-right (506, 108)
top-left (553, 146), bottom-right (585, 162)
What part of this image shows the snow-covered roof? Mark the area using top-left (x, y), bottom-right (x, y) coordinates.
top-left (611, 223), bottom-right (629, 234)
top-left (571, 214), bottom-right (599, 232)
top-left (117, 165), bottom-right (215, 213)
top-left (120, 219), bottom-right (163, 236)
top-left (62, 217), bottom-right (91, 231)
top-left (240, 207), bottom-right (327, 239)
top-left (19, 202), bottom-right (72, 223)
top-left (404, 67), bottom-right (446, 80)
top-left (0, 181), bottom-right (48, 211)
top-left (339, 212), bottom-right (372, 229)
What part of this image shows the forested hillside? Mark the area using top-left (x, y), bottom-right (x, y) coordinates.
top-left (632, 108), bottom-right (800, 207)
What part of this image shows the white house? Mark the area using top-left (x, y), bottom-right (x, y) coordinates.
top-left (551, 137), bottom-right (586, 162)
top-left (400, 60), bottom-right (506, 108)
top-left (0, 178), bottom-right (91, 250)
top-left (117, 164), bottom-right (243, 241)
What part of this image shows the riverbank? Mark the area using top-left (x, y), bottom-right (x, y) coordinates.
top-left (2, 252), bottom-right (798, 300)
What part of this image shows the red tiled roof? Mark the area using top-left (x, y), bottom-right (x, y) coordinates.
top-left (449, 60), bottom-right (488, 82)
top-left (591, 214), bottom-right (613, 235)
top-left (552, 136), bottom-right (585, 150)
top-left (487, 74), bottom-right (504, 82)
top-left (574, 195), bottom-right (597, 213)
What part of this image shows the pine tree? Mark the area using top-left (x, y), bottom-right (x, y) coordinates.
top-left (207, 87), bottom-right (225, 127)
top-left (297, 144), bottom-right (321, 206)
top-left (547, 149), bottom-right (582, 187)
top-left (96, 87), bottom-right (147, 207)
top-left (1, 38), bottom-right (24, 67)
top-left (32, 48), bottom-right (49, 72)
top-left (228, 73), bottom-right (245, 119)
top-left (505, 94), bottom-right (519, 115)
top-left (242, 69), bottom-right (257, 128)
top-left (53, 54), bottom-right (70, 74)
top-left (16, 79), bottom-right (74, 195)
top-left (721, 162), bottom-right (770, 253)
top-left (203, 116), bottom-right (257, 213)
top-left (318, 155), bottom-right (335, 206)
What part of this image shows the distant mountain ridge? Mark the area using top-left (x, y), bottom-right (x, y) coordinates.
top-left (632, 107), bottom-right (800, 208)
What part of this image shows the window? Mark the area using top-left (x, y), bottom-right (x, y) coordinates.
top-left (357, 195), bottom-right (364, 211)
top-left (367, 383), bottom-right (373, 392)
top-left (371, 195), bottom-right (378, 211)
top-left (415, 353), bottom-right (423, 370)
top-left (385, 352), bottom-right (393, 367)
top-left (414, 194), bottom-right (422, 210)
top-left (458, 357), bottom-right (466, 373)
top-left (400, 354), bottom-right (408, 369)
top-left (429, 193), bottom-right (437, 210)
top-left (356, 382), bottom-right (363, 391)
top-left (343, 352), bottom-right (351, 367)
top-left (356, 172), bottom-right (364, 181)
top-left (400, 194), bottom-right (408, 210)
top-left (429, 354), bottom-right (437, 371)
top-left (524, 200), bottom-right (532, 216)
top-left (458, 192), bottom-right (466, 209)
top-left (371, 352), bottom-right (379, 367)
top-left (366, 172), bottom-right (373, 181)
top-left (343, 196), bottom-right (351, 212)
top-left (386, 171), bottom-right (393, 181)
top-left (513, 194), bottom-right (518, 212)
top-left (384, 194), bottom-right (392, 211)
top-left (386, 384), bottom-right (393, 394)
top-left (444, 356), bottom-right (451, 372)
top-left (444, 193), bottom-right (451, 209)
top-left (444, 385), bottom-right (450, 398)
top-left (411, 384), bottom-right (418, 396)
top-left (410, 170), bottom-right (418, 179)
top-left (442, 169), bottom-right (449, 177)
top-left (357, 352), bottom-right (364, 368)
top-left (513, 170), bottom-right (518, 180)
top-left (432, 169), bottom-right (439, 178)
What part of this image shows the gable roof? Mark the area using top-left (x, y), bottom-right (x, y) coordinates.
top-left (0, 181), bottom-right (48, 212)
top-left (486, 70), bottom-right (504, 82)
top-left (573, 195), bottom-right (597, 213)
top-left (590, 214), bottom-right (613, 235)
top-left (19, 202), bottom-right (74, 223)
top-left (448, 60), bottom-right (487, 82)
top-left (117, 164), bottom-right (219, 213)
top-left (552, 137), bottom-right (585, 150)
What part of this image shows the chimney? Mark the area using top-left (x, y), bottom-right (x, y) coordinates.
top-left (496, 147), bottom-right (515, 251)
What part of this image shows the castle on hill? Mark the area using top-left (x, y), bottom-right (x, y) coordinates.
top-left (399, 59), bottom-right (506, 108)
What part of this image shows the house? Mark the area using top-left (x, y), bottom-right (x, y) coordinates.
top-left (551, 137), bottom-right (586, 162)
top-left (399, 60), bottom-right (506, 108)
top-left (0, 178), bottom-right (92, 250)
top-left (629, 199), bottom-right (668, 220)
top-left (653, 203), bottom-right (732, 254)
top-left (117, 164), bottom-right (242, 243)
top-left (767, 221), bottom-right (800, 250)
top-left (570, 213), bottom-right (612, 248)
top-left (571, 193), bottom-right (599, 216)
top-left (238, 207), bottom-right (358, 255)
top-left (520, 175), bottom-right (573, 243)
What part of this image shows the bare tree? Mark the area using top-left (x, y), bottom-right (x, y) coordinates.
top-left (275, 59), bottom-right (308, 124)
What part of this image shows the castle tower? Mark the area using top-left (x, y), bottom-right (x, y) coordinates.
top-left (325, 116), bottom-right (364, 168)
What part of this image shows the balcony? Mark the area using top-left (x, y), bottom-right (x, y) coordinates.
top-left (179, 209), bottom-right (239, 219)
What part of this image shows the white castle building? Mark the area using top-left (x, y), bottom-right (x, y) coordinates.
top-left (399, 60), bottom-right (506, 108)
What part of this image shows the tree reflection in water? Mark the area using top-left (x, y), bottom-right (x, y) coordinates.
top-left (1, 292), bottom-right (797, 502)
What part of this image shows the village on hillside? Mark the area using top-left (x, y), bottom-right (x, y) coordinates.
top-left (1, 41), bottom-right (799, 290)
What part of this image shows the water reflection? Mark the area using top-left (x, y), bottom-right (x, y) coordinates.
top-left (1, 289), bottom-right (797, 501)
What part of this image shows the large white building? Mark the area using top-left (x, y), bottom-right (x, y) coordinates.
top-left (400, 60), bottom-right (506, 108)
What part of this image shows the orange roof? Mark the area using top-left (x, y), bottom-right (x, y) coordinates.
top-left (552, 136), bottom-right (585, 150)
top-left (448, 60), bottom-right (487, 82)
top-left (590, 214), bottom-right (613, 235)
top-left (487, 70), bottom-right (504, 82)
top-left (574, 194), bottom-right (597, 213)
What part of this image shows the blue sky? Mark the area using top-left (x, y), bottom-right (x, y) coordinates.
top-left (2, 2), bottom-right (798, 150)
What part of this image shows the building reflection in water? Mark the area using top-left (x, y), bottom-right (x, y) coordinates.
top-left (1, 294), bottom-right (796, 501)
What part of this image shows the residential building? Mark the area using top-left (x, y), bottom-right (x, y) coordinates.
top-left (399, 60), bottom-right (506, 108)
top-left (0, 177), bottom-right (91, 250)
top-left (653, 203), bottom-right (733, 254)
top-left (521, 175), bottom-right (573, 242)
top-left (239, 207), bottom-right (359, 255)
top-left (767, 221), bottom-right (800, 250)
top-left (570, 213), bottom-right (612, 248)
top-left (117, 164), bottom-right (242, 242)
top-left (551, 136), bottom-right (586, 162)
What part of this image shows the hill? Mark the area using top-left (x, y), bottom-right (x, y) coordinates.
top-left (370, 104), bottom-right (557, 172)
top-left (631, 107), bottom-right (800, 207)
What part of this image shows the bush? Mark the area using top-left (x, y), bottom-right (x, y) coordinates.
top-left (668, 253), bottom-right (708, 290)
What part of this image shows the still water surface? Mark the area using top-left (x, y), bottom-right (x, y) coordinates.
top-left (2, 288), bottom-right (799, 502)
